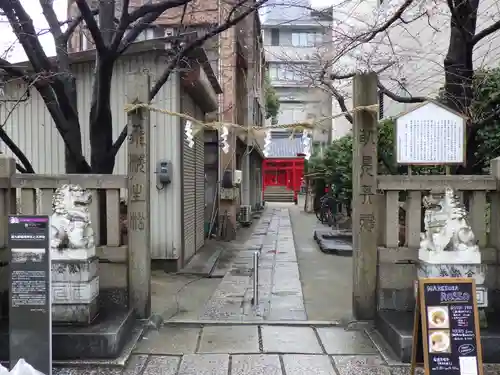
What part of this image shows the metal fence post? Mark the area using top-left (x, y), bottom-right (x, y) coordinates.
top-left (252, 251), bottom-right (259, 305)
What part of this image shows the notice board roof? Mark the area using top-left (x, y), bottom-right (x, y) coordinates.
top-left (393, 99), bottom-right (468, 122)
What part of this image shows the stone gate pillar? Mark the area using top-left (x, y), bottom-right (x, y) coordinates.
top-left (352, 73), bottom-right (378, 320)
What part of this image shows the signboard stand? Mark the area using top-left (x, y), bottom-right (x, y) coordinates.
top-left (8, 215), bottom-right (52, 375)
top-left (411, 278), bottom-right (483, 375)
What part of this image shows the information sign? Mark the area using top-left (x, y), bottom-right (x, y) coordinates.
top-left (8, 215), bottom-right (51, 375)
top-left (411, 278), bottom-right (483, 375)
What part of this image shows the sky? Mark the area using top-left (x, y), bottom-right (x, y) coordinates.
top-left (0, 0), bottom-right (334, 63)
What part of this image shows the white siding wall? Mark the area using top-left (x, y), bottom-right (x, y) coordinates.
top-left (0, 52), bottom-right (183, 260)
top-left (0, 82), bottom-right (66, 173)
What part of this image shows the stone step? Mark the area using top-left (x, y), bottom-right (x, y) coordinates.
top-left (178, 244), bottom-right (222, 277)
top-left (0, 308), bottom-right (141, 361)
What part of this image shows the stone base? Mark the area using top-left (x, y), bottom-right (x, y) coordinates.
top-left (375, 310), bottom-right (500, 363)
top-left (52, 276), bottom-right (99, 305)
top-left (419, 249), bottom-right (480, 264)
top-left (313, 229), bottom-right (353, 256)
top-left (417, 260), bottom-right (485, 285)
top-left (51, 249), bottom-right (100, 324)
top-left (51, 257), bottom-right (98, 282)
top-left (0, 308), bottom-right (138, 360)
top-left (52, 296), bottom-right (99, 325)
top-left (51, 247), bottom-right (96, 262)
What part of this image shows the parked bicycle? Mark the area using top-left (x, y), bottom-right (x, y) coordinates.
top-left (315, 193), bottom-right (349, 227)
top-left (315, 194), bottom-right (336, 226)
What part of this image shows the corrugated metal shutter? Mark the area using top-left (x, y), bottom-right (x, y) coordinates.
top-left (181, 92), bottom-right (196, 262)
top-left (195, 123), bottom-right (205, 251)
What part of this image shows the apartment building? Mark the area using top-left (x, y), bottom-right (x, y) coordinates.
top-left (261, 0), bottom-right (332, 155)
top-left (67, 0), bottom-right (267, 239)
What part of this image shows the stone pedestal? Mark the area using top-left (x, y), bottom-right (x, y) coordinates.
top-left (417, 250), bottom-right (485, 284)
top-left (51, 247), bottom-right (99, 324)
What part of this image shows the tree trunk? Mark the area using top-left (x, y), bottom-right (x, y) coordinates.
top-left (63, 75), bottom-right (85, 173)
top-left (443, 0), bottom-right (479, 174)
top-left (89, 57), bottom-right (116, 174)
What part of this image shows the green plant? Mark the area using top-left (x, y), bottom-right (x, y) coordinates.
top-left (264, 74), bottom-right (279, 124)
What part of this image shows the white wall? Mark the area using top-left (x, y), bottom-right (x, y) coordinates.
top-left (0, 51), bottom-right (183, 260)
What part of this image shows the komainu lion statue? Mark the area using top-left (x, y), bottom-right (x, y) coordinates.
top-left (50, 184), bottom-right (95, 251)
top-left (419, 187), bottom-right (478, 253)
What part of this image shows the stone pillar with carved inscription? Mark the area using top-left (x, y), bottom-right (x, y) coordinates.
top-left (126, 74), bottom-right (151, 319)
top-left (352, 73), bottom-right (378, 320)
top-left (418, 187), bottom-right (487, 326)
top-left (50, 184), bottom-right (99, 324)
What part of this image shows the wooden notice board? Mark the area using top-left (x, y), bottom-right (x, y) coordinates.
top-left (411, 278), bottom-right (483, 375)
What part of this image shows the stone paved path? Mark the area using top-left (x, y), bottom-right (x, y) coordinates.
top-left (290, 198), bottom-right (353, 321)
top-left (199, 207), bottom-right (306, 321)
top-left (54, 324), bottom-right (500, 375)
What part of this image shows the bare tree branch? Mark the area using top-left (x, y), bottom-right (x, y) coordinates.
top-left (109, 0), bottom-right (269, 157)
top-left (355, 0), bottom-right (416, 44)
top-left (117, 0), bottom-right (192, 53)
top-left (377, 79), bottom-right (427, 103)
top-left (471, 20), bottom-right (500, 45)
top-left (0, 58), bottom-right (28, 78)
top-left (0, 125), bottom-right (35, 173)
top-left (149, 0), bottom-right (269, 100)
top-left (40, 0), bottom-right (63, 40)
top-left (1, 1), bottom-right (53, 72)
top-left (319, 70), bottom-right (353, 124)
top-left (127, 0), bottom-right (192, 25)
top-left (74, 0), bottom-right (107, 53)
top-left (63, 8), bottom-right (100, 42)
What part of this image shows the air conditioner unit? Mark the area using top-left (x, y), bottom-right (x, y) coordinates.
top-left (239, 205), bottom-right (252, 227)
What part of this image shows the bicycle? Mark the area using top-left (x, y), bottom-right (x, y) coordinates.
top-left (315, 194), bottom-right (336, 226)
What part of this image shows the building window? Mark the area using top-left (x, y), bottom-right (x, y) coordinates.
top-left (271, 29), bottom-right (279, 46)
top-left (291, 32), bottom-right (323, 47)
top-left (268, 63), bottom-right (308, 82)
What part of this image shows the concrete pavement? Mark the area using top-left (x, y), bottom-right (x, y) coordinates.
top-left (53, 322), bottom-right (500, 375)
top-left (290, 198), bottom-right (353, 321)
top-left (199, 207), bottom-right (306, 321)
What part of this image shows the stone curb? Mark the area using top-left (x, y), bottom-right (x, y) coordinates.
top-left (161, 320), bottom-right (343, 326)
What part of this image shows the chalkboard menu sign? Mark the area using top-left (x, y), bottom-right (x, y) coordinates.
top-left (411, 278), bottom-right (483, 375)
top-left (8, 215), bottom-right (52, 375)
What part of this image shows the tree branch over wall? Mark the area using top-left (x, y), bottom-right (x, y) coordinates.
top-left (0, 0), bottom-right (267, 173)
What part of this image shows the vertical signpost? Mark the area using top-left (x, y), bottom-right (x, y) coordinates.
top-left (8, 215), bottom-right (51, 375)
top-left (127, 74), bottom-right (151, 319)
top-left (352, 73), bottom-right (378, 320)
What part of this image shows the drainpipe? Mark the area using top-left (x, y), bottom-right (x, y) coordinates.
top-left (242, 24), bottom-right (253, 207)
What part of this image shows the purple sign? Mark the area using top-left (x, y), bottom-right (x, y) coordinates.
top-left (8, 215), bottom-right (51, 375)
top-left (9, 217), bottom-right (48, 224)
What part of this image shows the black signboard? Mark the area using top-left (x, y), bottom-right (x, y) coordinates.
top-left (8, 215), bottom-right (51, 375)
top-left (411, 278), bottom-right (483, 375)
